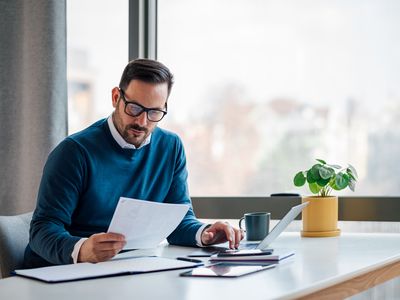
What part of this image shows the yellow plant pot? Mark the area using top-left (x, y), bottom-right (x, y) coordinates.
top-left (301, 196), bottom-right (340, 237)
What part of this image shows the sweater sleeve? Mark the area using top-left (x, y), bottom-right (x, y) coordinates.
top-left (28, 138), bottom-right (86, 265)
top-left (165, 137), bottom-right (204, 246)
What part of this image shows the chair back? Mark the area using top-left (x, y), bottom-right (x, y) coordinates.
top-left (0, 212), bottom-right (33, 278)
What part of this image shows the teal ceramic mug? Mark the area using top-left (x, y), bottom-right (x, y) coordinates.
top-left (239, 212), bottom-right (270, 241)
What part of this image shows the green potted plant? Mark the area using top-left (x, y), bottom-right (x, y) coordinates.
top-left (293, 159), bottom-right (358, 237)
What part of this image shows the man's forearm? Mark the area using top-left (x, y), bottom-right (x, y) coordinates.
top-left (29, 219), bottom-right (81, 265)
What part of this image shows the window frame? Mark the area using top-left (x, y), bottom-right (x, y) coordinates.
top-left (129, 1), bottom-right (400, 222)
top-left (129, 0), bottom-right (157, 60)
top-left (191, 196), bottom-right (400, 221)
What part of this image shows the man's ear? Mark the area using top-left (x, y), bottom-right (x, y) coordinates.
top-left (111, 87), bottom-right (120, 108)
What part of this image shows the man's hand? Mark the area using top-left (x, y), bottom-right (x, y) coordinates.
top-left (201, 221), bottom-right (244, 249)
top-left (78, 232), bottom-right (126, 263)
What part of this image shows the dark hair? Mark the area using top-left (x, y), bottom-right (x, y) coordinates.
top-left (119, 59), bottom-right (174, 96)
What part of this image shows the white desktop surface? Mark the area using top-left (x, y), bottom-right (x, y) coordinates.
top-left (1, 232), bottom-right (399, 300)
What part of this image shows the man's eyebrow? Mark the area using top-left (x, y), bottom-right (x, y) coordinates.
top-left (122, 92), bottom-right (166, 110)
top-left (129, 99), bottom-right (166, 111)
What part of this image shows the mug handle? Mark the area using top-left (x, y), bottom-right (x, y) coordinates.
top-left (239, 217), bottom-right (245, 231)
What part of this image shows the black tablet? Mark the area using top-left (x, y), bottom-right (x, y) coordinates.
top-left (179, 263), bottom-right (276, 278)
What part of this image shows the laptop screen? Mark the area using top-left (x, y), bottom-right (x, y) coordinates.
top-left (256, 202), bottom-right (309, 250)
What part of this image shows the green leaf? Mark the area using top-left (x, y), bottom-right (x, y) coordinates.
top-left (348, 178), bottom-right (356, 192)
top-left (306, 171), bottom-right (315, 183)
top-left (319, 166), bottom-right (334, 180)
top-left (347, 171), bottom-right (357, 181)
top-left (307, 164), bottom-right (321, 183)
top-left (293, 172), bottom-right (306, 187)
top-left (330, 181), bottom-right (341, 191)
top-left (327, 164), bottom-right (341, 169)
top-left (309, 182), bottom-right (322, 194)
top-left (316, 159), bottom-right (326, 164)
top-left (347, 164), bottom-right (358, 180)
top-left (335, 172), bottom-right (349, 190)
top-left (317, 177), bottom-right (330, 187)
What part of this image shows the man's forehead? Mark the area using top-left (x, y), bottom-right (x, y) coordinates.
top-left (124, 80), bottom-right (168, 107)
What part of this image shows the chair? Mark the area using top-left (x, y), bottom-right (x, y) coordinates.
top-left (0, 212), bottom-right (33, 278)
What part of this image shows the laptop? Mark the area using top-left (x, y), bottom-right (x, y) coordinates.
top-left (188, 202), bottom-right (309, 257)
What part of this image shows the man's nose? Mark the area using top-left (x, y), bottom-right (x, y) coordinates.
top-left (135, 111), bottom-right (148, 126)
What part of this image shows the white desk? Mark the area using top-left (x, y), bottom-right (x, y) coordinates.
top-left (1, 233), bottom-right (399, 300)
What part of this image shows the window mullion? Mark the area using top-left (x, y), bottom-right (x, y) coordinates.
top-left (129, 0), bottom-right (157, 60)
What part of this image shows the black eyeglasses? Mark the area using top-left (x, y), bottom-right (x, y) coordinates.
top-left (119, 89), bottom-right (167, 122)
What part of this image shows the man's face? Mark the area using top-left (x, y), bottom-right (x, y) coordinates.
top-left (111, 80), bottom-right (168, 147)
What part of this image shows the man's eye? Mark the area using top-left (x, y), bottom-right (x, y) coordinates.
top-left (128, 105), bottom-right (142, 113)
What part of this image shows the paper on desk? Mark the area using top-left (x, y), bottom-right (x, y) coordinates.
top-left (107, 197), bottom-right (190, 249)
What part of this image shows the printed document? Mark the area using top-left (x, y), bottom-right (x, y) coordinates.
top-left (107, 197), bottom-right (190, 249)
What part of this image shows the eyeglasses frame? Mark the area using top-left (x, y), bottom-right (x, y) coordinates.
top-left (119, 88), bottom-right (168, 122)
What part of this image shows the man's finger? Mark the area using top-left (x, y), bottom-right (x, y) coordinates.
top-left (228, 227), bottom-right (236, 248)
top-left (234, 228), bottom-right (242, 248)
top-left (95, 232), bottom-right (126, 243)
top-left (95, 250), bottom-right (121, 262)
top-left (222, 225), bottom-right (234, 243)
top-left (96, 241), bottom-right (126, 251)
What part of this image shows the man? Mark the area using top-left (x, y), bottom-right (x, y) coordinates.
top-left (24, 59), bottom-right (243, 267)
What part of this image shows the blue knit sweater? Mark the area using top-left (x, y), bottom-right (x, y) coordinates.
top-left (24, 119), bottom-right (203, 267)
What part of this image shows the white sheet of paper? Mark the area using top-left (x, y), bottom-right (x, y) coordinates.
top-left (107, 197), bottom-right (190, 249)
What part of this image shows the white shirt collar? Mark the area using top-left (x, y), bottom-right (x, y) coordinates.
top-left (107, 115), bottom-right (151, 149)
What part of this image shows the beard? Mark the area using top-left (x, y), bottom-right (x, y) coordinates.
top-left (122, 124), bottom-right (149, 145)
top-left (112, 109), bottom-right (150, 147)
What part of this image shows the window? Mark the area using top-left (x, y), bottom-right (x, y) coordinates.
top-left (158, 0), bottom-right (400, 196)
top-left (67, 0), bottom-right (129, 134)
